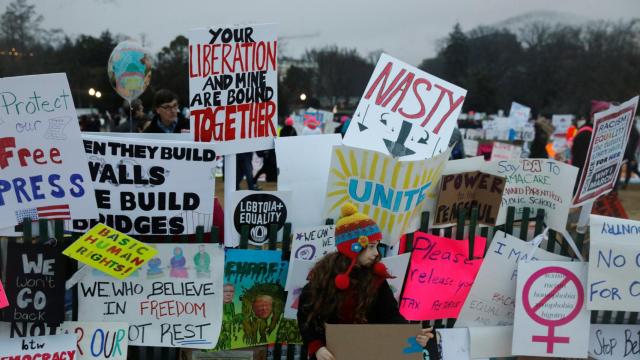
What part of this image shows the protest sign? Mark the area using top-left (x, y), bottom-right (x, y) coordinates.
top-left (589, 324), bottom-right (640, 359)
top-left (380, 252), bottom-right (411, 302)
top-left (437, 328), bottom-right (489, 360)
top-left (512, 261), bottom-right (589, 358)
top-left (588, 215), bottom-right (640, 311)
top-left (63, 223), bottom-right (157, 279)
top-left (68, 135), bottom-right (216, 235)
top-left (284, 259), bottom-right (315, 319)
top-left (462, 139), bottom-right (479, 157)
top-left (189, 24), bottom-right (278, 153)
top-left (0, 334), bottom-right (76, 360)
top-left (456, 231), bottom-right (569, 327)
top-left (468, 325), bottom-right (513, 359)
top-left (285, 225), bottom-right (335, 290)
top-left (574, 96), bottom-right (639, 205)
top-left (0, 73), bottom-right (98, 229)
top-left (399, 232), bottom-right (486, 320)
top-left (343, 53), bottom-right (467, 160)
top-left (0, 280), bottom-right (8, 309)
top-left (78, 244), bottom-right (224, 349)
top-left (509, 102), bottom-right (531, 128)
top-left (58, 321), bottom-right (129, 360)
top-left (228, 190), bottom-right (292, 247)
top-left (4, 242), bottom-right (65, 324)
top-left (552, 114), bottom-right (573, 136)
top-left (275, 134), bottom-right (342, 230)
top-left (490, 142), bottom-right (521, 161)
top-left (433, 171), bottom-right (505, 226)
top-left (326, 324), bottom-right (425, 360)
top-left (215, 249), bottom-right (292, 350)
top-left (324, 145), bottom-right (450, 246)
top-left (486, 158), bottom-right (578, 232)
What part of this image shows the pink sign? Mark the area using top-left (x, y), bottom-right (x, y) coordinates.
top-left (0, 280), bottom-right (8, 309)
top-left (399, 232), bottom-right (486, 320)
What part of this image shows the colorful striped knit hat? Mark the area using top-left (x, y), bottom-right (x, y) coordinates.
top-left (334, 202), bottom-right (390, 290)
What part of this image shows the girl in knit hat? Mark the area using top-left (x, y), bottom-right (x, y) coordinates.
top-left (297, 202), bottom-right (435, 360)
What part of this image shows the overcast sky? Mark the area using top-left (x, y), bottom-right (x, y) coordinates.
top-left (6, 0), bottom-right (639, 65)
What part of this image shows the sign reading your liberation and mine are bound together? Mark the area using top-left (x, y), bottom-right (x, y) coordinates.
top-left (189, 24), bottom-right (278, 154)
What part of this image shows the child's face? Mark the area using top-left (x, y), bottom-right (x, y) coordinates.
top-left (357, 241), bottom-right (380, 267)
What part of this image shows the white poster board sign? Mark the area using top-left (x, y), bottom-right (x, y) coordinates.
top-left (275, 134), bottom-right (342, 230)
top-left (0, 73), bottom-right (98, 229)
top-left (456, 231), bottom-right (569, 327)
top-left (552, 114), bottom-right (573, 135)
top-left (512, 261), bottom-right (589, 358)
top-left (283, 259), bottom-right (315, 319)
top-left (0, 334), bottom-right (77, 359)
top-left (509, 102), bottom-right (531, 128)
top-left (468, 326), bottom-right (513, 359)
top-left (285, 224), bottom-right (336, 291)
top-left (188, 24), bottom-right (278, 153)
top-left (462, 139), bottom-right (478, 157)
top-left (78, 244), bottom-right (224, 349)
top-left (574, 96), bottom-right (639, 205)
top-left (68, 135), bottom-right (216, 235)
top-left (380, 252), bottom-right (411, 302)
top-left (343, 53), bottom-right (466, 160)
top-left (588, 214), bottom-right (640, 311)
top-left (589, 324), bottom-right (640, 359)
top-left (228, 190), bottom-right (292, 247)
top-left (491, 142), bottom-right (521, 161)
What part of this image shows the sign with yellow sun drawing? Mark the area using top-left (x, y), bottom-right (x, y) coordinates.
top-left (323, 145), bottom-right (451, 245)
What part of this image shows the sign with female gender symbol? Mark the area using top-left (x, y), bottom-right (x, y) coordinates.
top-left (512, 261), bottom-right (589, 358)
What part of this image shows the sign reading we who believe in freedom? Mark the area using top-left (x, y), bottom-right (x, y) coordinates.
top-left (189, 24), bottom-right (278, 153)
top-left (343, 53), bottom-right (467, 160)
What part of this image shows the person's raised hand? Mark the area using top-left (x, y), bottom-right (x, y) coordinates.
top-left (315, 346), bottom-right (336, 360)
top-left (416, 327), bottom-right (435, 347)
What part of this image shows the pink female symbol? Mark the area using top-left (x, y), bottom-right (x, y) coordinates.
top-left (521, 266), bottom-right (584, 353)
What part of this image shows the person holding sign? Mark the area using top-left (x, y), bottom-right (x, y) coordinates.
top-left (297, 203), bottom-right (434, 360)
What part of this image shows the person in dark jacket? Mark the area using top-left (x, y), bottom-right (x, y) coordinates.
top-left (144, 89), bottom-right (189, 133)
top-left (297, 203), bottom-right (435, 360)
top-left (114, 99), bottom-right (150, 132)
top-left (572, 101), bottom-right (610, 193)
top-left (279, 116), bottom-right (298, 137)
top-left (529, 117), bottom-right (554, 159)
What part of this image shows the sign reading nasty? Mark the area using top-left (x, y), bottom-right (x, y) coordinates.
top-left (63, 223), bottom-right (157, 279)
top-left (434, 171), bottom-right (505, 226)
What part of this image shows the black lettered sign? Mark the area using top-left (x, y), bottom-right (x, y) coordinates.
top-left (4, 242), bottom-right (65, 324)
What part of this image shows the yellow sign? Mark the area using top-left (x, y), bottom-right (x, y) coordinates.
top-left (63, 223), bottom-right (157, 279)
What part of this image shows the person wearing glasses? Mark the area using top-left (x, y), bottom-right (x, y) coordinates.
top-left (144, 89), bottom-right (190, 133)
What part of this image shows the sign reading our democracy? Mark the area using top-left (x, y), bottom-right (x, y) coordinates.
top-left (343, 53), bottom-right (467, 160)
top-left (0, 334), bottom-right (76, 360)
top-left (399, 232), bottom-right (486, 320)
top-left (68, 135), bottom-right (217, 235)
top-left (78, 243), bottom-right (224, 349)
top-left (588, 215), bottom-right (640, 311)
top-left (63, 223), bottom-right (157, 279)
top-left (189, 24), bottom-right (278, 153)
top-left (574, 96), bottom-right (639, 205)
top-left (0, 73), bottom-right (98, 229)
top-left (323, 145), bottom-right (450, 245)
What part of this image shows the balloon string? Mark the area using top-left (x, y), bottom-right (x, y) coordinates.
top-left (129, 102), bottom-right (133, 132)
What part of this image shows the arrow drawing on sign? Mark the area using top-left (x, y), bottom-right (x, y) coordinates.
top-left (356, 104), bottom-right (370, 132)
top-left (383, 120), bottom-right (416, 157)
top-left (380, 112), bottom-right (389, 126)
top-left (416, 129), bottom-right (429, 144)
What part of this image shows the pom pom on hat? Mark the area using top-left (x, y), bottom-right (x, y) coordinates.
top-left (335, 273), bottom-right (350, 290)
top-left (341, 202), bottom-right (358, 217)
top-left (285, 117), bottom-right (294, 126)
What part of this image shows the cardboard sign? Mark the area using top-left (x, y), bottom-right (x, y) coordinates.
top-left (215, 249), bottom-right (294, 350)
top-left (512, 261), bottom-right (589, 358)
top-left (468, 325), bottom-right (513, 359)
top-left (456, 231), bottom-right (569, 327)
top-left (343, 53), bottom-right (467, 160)
top-left (490, 142), bottom-right (521, 161)
top-left (283, 258), bottom-right (315, 319)
top-left (63, 223), bottom-right (157, 279)
top-left (58, 321), bottom-right (129, 360)
top-left (0, 280), bottom-right (8, 309)
top-left (574, 96), bottom-right (639, 205)
top-left (4, 242), bottom-right (65, 324)
top-left (0, 73), bottom-right (98, 229)
top-left (0, 334), bottom-right (76, 360)
top-left (433, 171), bottom-right (505, 226)
top-left (67, 135), bottom-right (217, 235)
top-left (229, 190), bottom-right (292, 247)
top-left (326, 324), bottom-right (423, 360)
top-left (78, 244), bottom-right (224, 349)
top-left (487, 158), bottom-right (578, 232)
top-left (189, 24), bottom-right (278, 154)
top-left (399, 232), bottom-right (486, 320)
top-left (588, 215), bottom-right (640, 311)
top-left (275, 134), bottom-right (342, 230)
top-left (589, 324), bottom-right (640, 359)
top-left (324, 145), bottom-right (450, 245)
